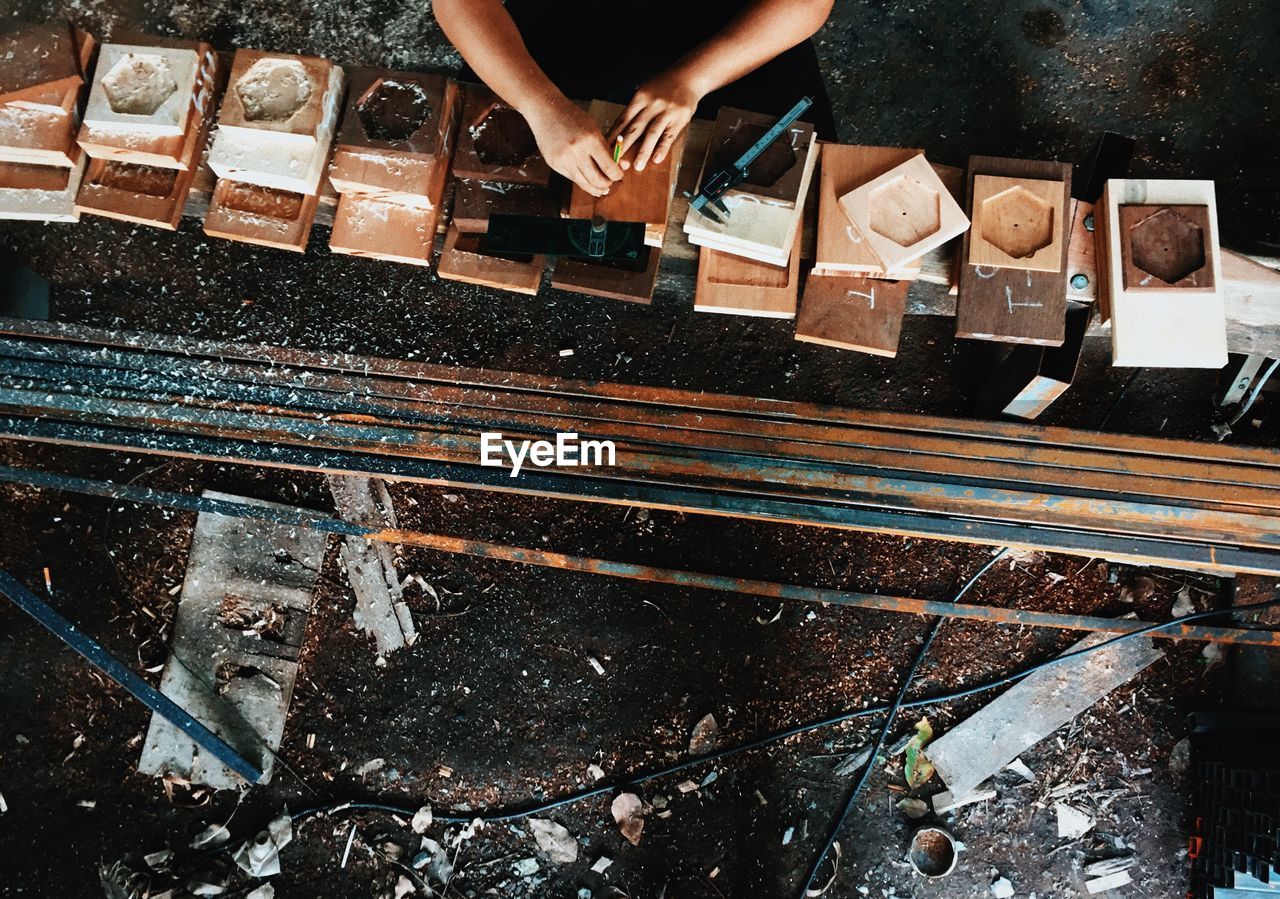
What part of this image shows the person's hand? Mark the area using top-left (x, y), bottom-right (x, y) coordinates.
top-left (525, 96), bottom-right (623, 197)
top-left (609, 69), bottom-right (703, 173)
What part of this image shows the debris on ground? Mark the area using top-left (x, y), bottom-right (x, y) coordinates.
top-left (926, 634), bottom-right (1164, 798)
top-left (528, 818), bottom-right (579, 863)
top-left (232, 809), bottom-right (292, 877)
top-left (1085, 870), bottom-right (1133, 893)
top-left (897, 797), bottom-right (930, 819)
top-left (611, 793), bottom-right (647, 846)
top-left (990, 874), bottom-right (1015, 897)
top-left (190, 823), bottom-right (231, 849)
top-left (1054, 802), bottom-right (1095, 841)
top-left (903, 718), bottom-right (935, 788)
top-left (932, 785), bottom-right (997, 814)
top-left (688, 713), bottom-right (720, 755)
top-left (1004, 758), bottom-right (1035, 782)
top-left (410, 806), bottom-right (433, 834)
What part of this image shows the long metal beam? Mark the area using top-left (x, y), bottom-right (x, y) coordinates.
top-left (0, 463), bottom-right (1275, 648)
top-left (1, 320), bottom-right (1280, 574)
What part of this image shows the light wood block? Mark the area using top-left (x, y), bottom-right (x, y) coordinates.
top-left (566, 100), bottom-right (685, 247)
top-left (1097, 179), bottom-right (1226, 368)
top-left (683, 106), bottom-right (817, 266)
top-left (838, 153), bottom-right (969, 272)
top-left (436, 223), bottom-right (544, 295)
top-left (328, 193), bottom-right (438, 266)
top-left (955, 157), bottom-right (1071, 347)
top-left (77, 43), bottom-right (220, 170)
top-left (0, 154), bottom-right (85, 221)
top-left (968, 174), bottom-right (1065, 273)
top-left (0, 22), bottom-right (83, 106)
top-left (694, 221), bottom-right (801, 318)
top-left (83, 44), bottom-right (199, 138)
top-left (208, 50), bottom-right (343, 194)
top-left (794, 273), bottom-right (908, 357)
top-left (203, 178), bottom-right (319, 252)
top-left (814, 144), bottom-right (923, 276)
top-left (451, 84), bottom-right (550, 185)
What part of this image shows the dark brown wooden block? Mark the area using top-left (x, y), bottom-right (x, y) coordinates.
top-left (436, 223), bottom-right (545, 295)
top-left (451, 84), bottom-right (550, 185)
top-left (955, 156), bottom-right (1072, 347)
top-left (203, 178), bottom-right (319, 252)
top-left (0, 22), bottom-right (83, 105)
top-left (794, 273), bottom-right (909, 357)
top-left (550, 248), bottom-right (660, 304)
top-left (1118, 204), bottom-right (1215, 291)
top-left (451, 177), bottom-right (559, 232)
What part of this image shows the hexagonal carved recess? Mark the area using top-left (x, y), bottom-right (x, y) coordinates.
top-left (236, 58), bottom-right (313, 123)
top-left (102, 53), bottom-right (178, 116)
top-left (868, 175), bottom-right (941, 248)
top-left (981, 186), bottom-right (1054, 259)
top-left (357, 78), bottom-right (431, 142)
top-left (1129, 207), bottom-right (1205, 285)
top-left (473, 106), bottom-right (537, 167)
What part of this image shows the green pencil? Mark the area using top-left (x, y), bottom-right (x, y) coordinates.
top-left (612, 135), bottom-right (624, 164)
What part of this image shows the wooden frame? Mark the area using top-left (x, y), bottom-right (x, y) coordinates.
top-left (0, 153), bottom-right (85, 222)
top-left (683, 106), bottom-right (816, 267)
top-left (82, 44), bottom-right (200, 138)
top-left (794, 273), bottom-right (909, 357)
top-left (451, 84), bottom-right (550, 185)
top-left (328, 193), bottom-right (439, 266)
top-left (1096, 179), bottom-right (1226, 368)
top-left (693, 218), bottom-right (802, 318)
top-left (0, 22), bottom-right (83, 106)
top-left (838, 153), bottom-right (969, 273)
top-left (1117, 204), bottom-right (1215, 291)
top-left (955, 157), bottom-right (1072, 347)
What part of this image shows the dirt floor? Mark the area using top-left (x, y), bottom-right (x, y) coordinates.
top-left (2, 0), bottom-right (1280, 897)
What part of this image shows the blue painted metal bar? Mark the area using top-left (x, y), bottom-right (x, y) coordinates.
top-left (0, 569), bottom-right (265, 784)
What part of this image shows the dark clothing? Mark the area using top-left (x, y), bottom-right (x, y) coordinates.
top-left (474, 0), bottom-right (838, 139)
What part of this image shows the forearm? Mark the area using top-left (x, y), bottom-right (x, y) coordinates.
top-left (432, 0), bottom-right (564, 119)
top-left (674, 0), bottom-right (834, 97)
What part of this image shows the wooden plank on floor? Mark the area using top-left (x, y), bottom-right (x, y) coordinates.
top-left (138, 490), bottom-right (325, 788)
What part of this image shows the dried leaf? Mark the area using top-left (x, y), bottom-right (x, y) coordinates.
top-left (611, 793), bottom-right (646, 846)
top-left (904, 718), bottom-right (936, 789)
top-left (689, 713), bottom-right (719, 755)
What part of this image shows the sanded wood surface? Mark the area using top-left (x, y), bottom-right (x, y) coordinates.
top-left (968, 173), bottom-right (1066, 273)
top-left (328, 193), bottom-right (438, 266)
top-left (956, 157), bottom-right (1071, 346)
top-left (814, 144), bottom-right (923, 276)
top-left (795, 273), bottom-right (909, 356)
top-left (694, 231), bottom-right (800, 318)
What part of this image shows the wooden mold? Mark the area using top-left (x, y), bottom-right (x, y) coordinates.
top-left (329, 193), bottom-right (439, 266)
top-left (794, 273), bottom-right (909, 357)
top-left (955, 156), bottom-right (1072, 347)
top-left (683, 106), bottom-right (817, 267)
top-left (436, 223), bottom-right (545, 295)
top-left (203, 178), bottom-right (319, 252)
top-left (1096, 179), bottom-right (1226, 368)
top-left (329, 68), bottom-right (460, 205)
top-left (82, 44), bottom-right (200, 138)
top-left (1117, 204), bottom-right (1215, 291)
top-left (0, 154), bottom-right (86, 221)
top-left (694, 218), bottom-right (802, 318)
top-left (838, 152), bottom-right (969, 273)
top-left (208, 49), bottom-right (344, 195)
top-left (451, 85), bottom-right (550, 185)
top-left (0, 24), bottom-right (93, 168)
top-left (566, 99), bottom-right (686, 247)
top-left (451, 178), bottom-right (558, 233)
top-left (550, 249), bottom-right (661, 305)
top-left (968, 174), bottom-right (1065, 273)
top-left (814, 144), bottom-right (923, 277)
top-left (77, 41), bottom-right (220, 170)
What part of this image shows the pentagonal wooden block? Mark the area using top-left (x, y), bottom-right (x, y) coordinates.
top-left (839, 153), bottom-right (969, 272)
top-left (968, 174), bottom-right (1065, 273)
top-left (1118, 204), bottom-right (1215, 291)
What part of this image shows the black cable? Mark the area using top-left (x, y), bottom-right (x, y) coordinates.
top-left (797, 549), bottom-right (1005, 898)
top-left (282, 588), bottom-right (1280, 838)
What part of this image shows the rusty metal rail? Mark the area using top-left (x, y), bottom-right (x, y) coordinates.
top-left (1, 318), bottom-right (1280, 574)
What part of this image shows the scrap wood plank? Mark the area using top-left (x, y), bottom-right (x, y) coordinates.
top-left (326, 474), bottom-right (415, 656)
top-left (794, 273), bottom-right (909, 357)
top-left (138, 490), bottom-right (325, 789)
top-left (926, 633), bottom-right (1164, 799)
